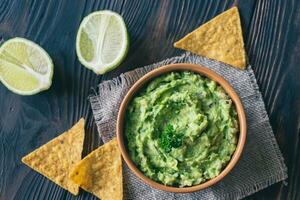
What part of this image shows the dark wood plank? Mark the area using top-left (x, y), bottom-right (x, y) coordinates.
top-left (0, 0), bottom-right (298, 199)
top-left (0, 0), bottom-right (102, 199)
top-left (244, 0), bottom-right (300, 200)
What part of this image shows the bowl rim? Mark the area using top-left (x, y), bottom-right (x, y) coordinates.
top-left (117, 63), bottom-right (247, 193)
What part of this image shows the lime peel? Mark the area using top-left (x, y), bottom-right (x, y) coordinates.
top-left (76, 10), bottom-right (129, 74)
top-left (0, 37), bottom-right (53, 95)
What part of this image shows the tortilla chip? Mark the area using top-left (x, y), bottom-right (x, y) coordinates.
top-left (174, 7), bottom-right (246, 69)
top-left (69, 137), bottom-right (122, 200)
top-left (22, 118), bottom-right (85, 195)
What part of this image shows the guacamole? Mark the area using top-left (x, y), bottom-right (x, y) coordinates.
top-left (125, 71), bottom-right (238, 187)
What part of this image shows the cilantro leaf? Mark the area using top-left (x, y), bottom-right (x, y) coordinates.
top-left (159, 124), bottom-right (183, 153)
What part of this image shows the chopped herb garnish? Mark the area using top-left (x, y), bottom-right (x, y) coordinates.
top-left (159, 124), bottom-right (183, 153)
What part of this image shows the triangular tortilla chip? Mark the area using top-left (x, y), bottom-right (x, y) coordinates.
top-left (69, 137), bottom-right (122, 200)
top-left (22, 118), bottom-right (85, 195)
top-left (174, 7), bottom-right (246, 69)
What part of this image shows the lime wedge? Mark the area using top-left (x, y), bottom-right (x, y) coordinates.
top-left (0, 37), bottom-right (53, 95)
top-left (76, 10), bottom-right (129, 74)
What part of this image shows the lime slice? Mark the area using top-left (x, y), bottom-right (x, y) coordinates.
top-left (0, 37), bottom-right (53, 95)
top-left (76, 10), bottom-right (129, 74)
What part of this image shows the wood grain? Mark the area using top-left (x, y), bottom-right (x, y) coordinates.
top-left (0, 0), bottom-right (298, 199)
top-left (244, 0), bottom-right (300, 199)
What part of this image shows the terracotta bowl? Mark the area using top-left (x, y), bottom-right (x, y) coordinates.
top-left (117, 63), bottom-right (247, 193)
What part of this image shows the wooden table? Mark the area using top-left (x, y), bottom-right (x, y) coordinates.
top-left (0, 0), bottom-right (298, 199)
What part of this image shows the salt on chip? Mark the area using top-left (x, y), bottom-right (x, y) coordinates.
top-left (69, 137), bottom-right (123, 200)
top-left (174, 7), bottom-right (247, 69)
top-left (22, 118), bottom-right (85, 195)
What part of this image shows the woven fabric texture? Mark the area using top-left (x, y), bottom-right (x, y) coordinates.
top-left (89, 53), bottom-right (287, 200)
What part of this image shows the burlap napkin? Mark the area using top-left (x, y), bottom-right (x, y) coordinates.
top-left (89, 53), bottom-right (287, 200)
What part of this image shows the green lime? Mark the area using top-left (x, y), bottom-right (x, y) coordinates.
top-left (76, 10), bottom-right (129, 74)
top-left (0, 37), bottom-right (53, 95)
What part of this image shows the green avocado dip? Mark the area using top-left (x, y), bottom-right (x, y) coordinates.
top-left (125, 71), bottom-right (238, 187)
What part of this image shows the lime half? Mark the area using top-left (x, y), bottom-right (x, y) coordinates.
top-left (0, 37), bottom-right (53, 95)
top-left (76, 10), bottom-right (129, 74)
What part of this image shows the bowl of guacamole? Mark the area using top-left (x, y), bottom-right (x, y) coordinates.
top-left (117, 63), bottom-right (247, 193)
